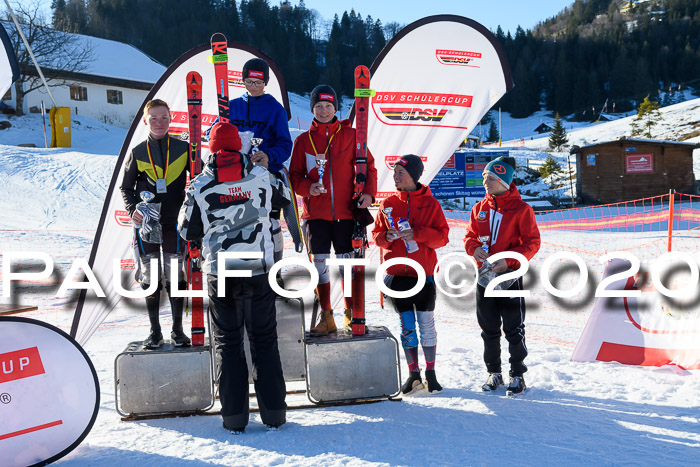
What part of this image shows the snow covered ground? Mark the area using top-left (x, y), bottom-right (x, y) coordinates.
top-left (1, 95), bottom-right (699, 465)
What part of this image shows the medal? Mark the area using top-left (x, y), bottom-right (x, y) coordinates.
top-left (146, 137), bottom-right (170, 193)
top-left (156, 178), bottom-right (167, 193)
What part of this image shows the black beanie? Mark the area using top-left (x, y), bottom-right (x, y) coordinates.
top-left (242, 58), bottom-right (269, 84)
top-left (310, 84), bottom-right (338, 111)
top-left (395, 154), bottom-right (424, 183)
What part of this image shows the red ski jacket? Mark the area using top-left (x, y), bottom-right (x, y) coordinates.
top-left (463, 183), bottom-right (541, 269)
top-left (372, 184), bottom-right (450, 277)
top-left (289, 117), bottom-right (377, 221)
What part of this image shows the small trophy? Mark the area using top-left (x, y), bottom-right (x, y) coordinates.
top-left (137, 191), bottom-right (162, 244)
top-left (315, 154), bottom-right (327, 193)
top-left (251, 137), bottom-right (263, 153)
top-left (477, 235), bottom-right (497, 288)
top-left (140, 190), bottom-right (156, 204)
top-left (382, 207), bottom-right (394, 227)
top-left (382, 207), bottom-right (395, 240)
top-left (478, 235), bottom-right (490, 255)
top-left (476, 235), bottom-right (516, 290)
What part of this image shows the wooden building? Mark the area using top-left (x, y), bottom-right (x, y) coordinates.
top-left (571, 137), bottom-right (699, 204)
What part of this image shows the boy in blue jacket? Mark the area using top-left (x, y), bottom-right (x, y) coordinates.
top-left (228, 57), bottom-right (293, 268)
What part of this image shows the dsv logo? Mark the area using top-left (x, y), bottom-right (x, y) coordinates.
top-left (381, 107), bottom-right (448, 122)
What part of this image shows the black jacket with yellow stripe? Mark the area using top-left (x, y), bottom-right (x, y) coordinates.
top-left (120, 135), bottom-right (190, 226)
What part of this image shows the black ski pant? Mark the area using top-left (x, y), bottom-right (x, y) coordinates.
top-left (207, 274), bottom-right (286, 429)
top-left (475, 278), bottom-right (528, 376)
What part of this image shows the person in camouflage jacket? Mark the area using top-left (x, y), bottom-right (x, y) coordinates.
top-left (178, 122), bottom-right (287, 433)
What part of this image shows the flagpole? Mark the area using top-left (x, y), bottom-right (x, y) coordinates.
top-left (3, 0), bottom-right (58, 108)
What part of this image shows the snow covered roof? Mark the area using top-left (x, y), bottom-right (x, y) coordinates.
top-left (572, 137), bottom-right (700, 152)
top-left (2, 21), bottom-right (165, 85)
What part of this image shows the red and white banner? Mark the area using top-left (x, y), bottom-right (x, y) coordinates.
top-left (571, 258), bottom-right (700, 371)
top-left (356, 15), bottom-right (513, 201)
top-left (0, 317), bottom-right (99, 466)
top-left (71, 42), bottom-right (291, 344)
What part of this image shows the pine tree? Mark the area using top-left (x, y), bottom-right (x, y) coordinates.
top-left (487, 120), bottom-right (500, 142)
top-left (630, 96), bottom-right (661, 138)
top-left (548, 112), bottom-right (569, 150)
top-left (539, 155), bottom-right (563, 179)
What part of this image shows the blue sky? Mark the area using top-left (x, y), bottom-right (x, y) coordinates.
top-left (299, 0), bottom-right (575, 34)
top-left (29, 1), bottom-right (575, 35)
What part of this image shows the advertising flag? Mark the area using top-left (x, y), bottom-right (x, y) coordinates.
top-left (357, 15), bottom-right (513, 202)
top-left (71, 42), bottom-right (291, 344)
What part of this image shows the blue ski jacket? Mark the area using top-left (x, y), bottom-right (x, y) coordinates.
top-left (228, 93), bottom-right (292, 173)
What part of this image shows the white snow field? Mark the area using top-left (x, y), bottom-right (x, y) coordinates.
top-left (1, 96), bottom-right (699, 466)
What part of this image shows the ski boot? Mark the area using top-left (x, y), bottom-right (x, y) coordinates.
top-left (223, 421), bottom-right (245, 435)
top-left (143, 285), bottom-right (163, 349)
top-left (143, 329), bottom-right (164, 350)
top-left (401, 370), bottom-right (423, 395)
top-left (506, 375), bottom-right (526, 396)
top-left (171, 329), bottom-right (191, 347)
top-left (265, 421), bottom-right (285, 432)
top-left (424, 369), bottom-right (443, 394)
top-left (169, 292), bottom-right (191, 347)
top-left (309, 310), bottom-right (337, 336)
top-left (482, 372), bottom-right (504, 392)
top-left (343, 309), bottom-right (353, 330)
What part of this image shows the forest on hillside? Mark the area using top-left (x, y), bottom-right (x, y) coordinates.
top-left (45, 0), bottom-right (700, 117)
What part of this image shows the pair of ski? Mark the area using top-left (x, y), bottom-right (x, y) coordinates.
top-left (185, 33), bottom-right (373, 341)
top-left (183, 33), bottom-right (229, 346)
top-left (308, 66), bottom-right (371, 337)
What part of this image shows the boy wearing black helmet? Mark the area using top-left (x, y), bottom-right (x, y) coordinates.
top-left (289, 84), bottom-right (378, 335)
top-left (229, 57), bottom-right (293, 266)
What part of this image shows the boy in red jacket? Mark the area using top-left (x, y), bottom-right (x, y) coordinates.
top-left (463, 156), bottom-right (540, 395)
top-left (289, 85), bottom-right (377, 335)
top-left (372, 155), bottom-right (450, 394)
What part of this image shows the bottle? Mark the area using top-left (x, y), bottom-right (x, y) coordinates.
top-left (397, 217), bottom-right (419, 253)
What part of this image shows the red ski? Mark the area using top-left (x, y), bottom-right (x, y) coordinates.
top-left (186, 71), bottom-right (205, 346)
top-left (351, 65), bottom-right (372, 336)
top-left (210, 32), bottom-right (230, 122)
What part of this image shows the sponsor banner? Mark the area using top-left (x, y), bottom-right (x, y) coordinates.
top-left (571, 258), bottom-right (700, 370)
top-left (374, 91), bottom-right (473, 107)
top-left (625, 153), bottom-right (654, 173)
top-left (435, 49), bottom-right (482, 67)
top-left (0, 347), bottom-right (44, 384)
top-left (228, 69), bottom-right (244, 85)
top-left (170, 111), bottom-right (219, 127)
top-left (0, 22), bottom-right (20, 102)
top-left (0, 317), bottom-right (99, 466)
top-left (362, 16), bottom-right (512, 201)
top-left (72, 43), bottom-right (291, 344)
top-left (113, 210), bottom-right (132, 227)
top-left (384, 154), bottom-right (427, 170)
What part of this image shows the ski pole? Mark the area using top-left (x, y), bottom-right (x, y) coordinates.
top-left (41, 101), bottom-right (48, 148)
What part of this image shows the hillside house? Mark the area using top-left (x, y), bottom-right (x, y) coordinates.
top-left (1, 22), bottom-right (165, 128)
